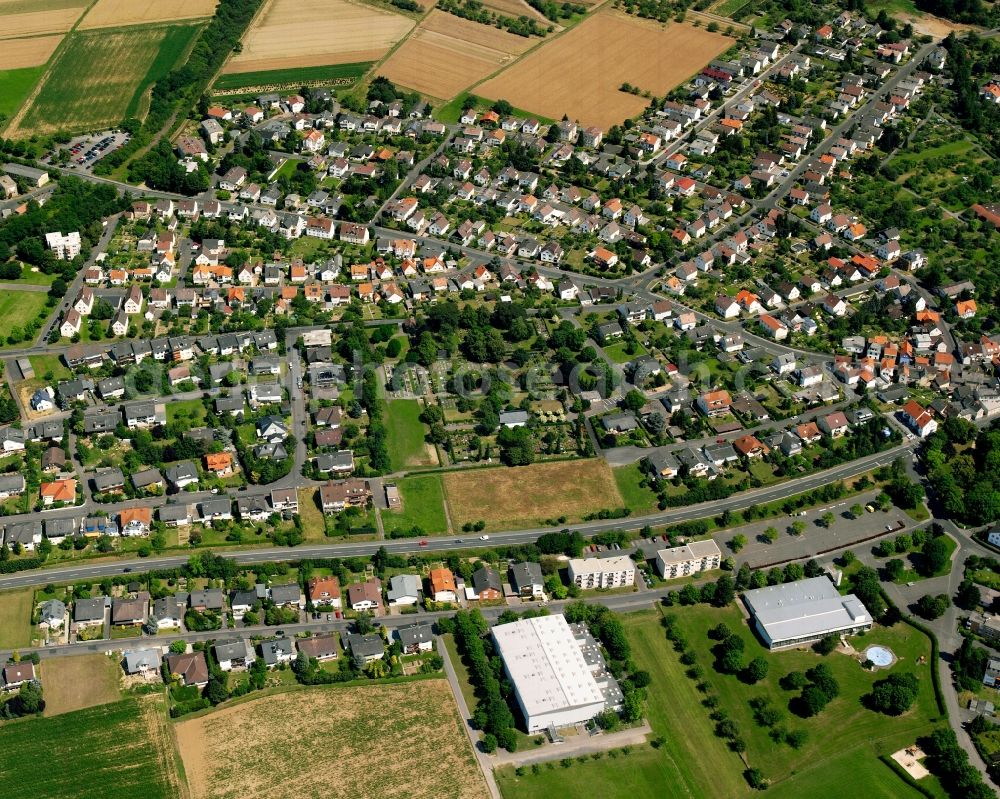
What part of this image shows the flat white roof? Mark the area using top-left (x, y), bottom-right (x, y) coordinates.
top-left (568, 555), bottom-right (634, 575)
top-left (743, 576), bottom-right (869, 643)
top-left (657, 539), bottom-right (721, 564)
top-left (493, 614), bottom-right (605, 719)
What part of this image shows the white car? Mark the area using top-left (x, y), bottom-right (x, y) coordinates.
top-left (480, 535), bottom-right (489, 541)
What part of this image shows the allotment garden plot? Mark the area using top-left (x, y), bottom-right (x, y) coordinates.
top-left (476, 12), bottom-right (734, 129)
top-left (223, 0), bottom-right (414, 75)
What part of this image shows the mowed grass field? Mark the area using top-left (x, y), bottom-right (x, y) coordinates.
top-left (176, 681), bottom-right (488, 799)
top-left (382, 473), bottom-right (449, 535)
top-left (0, 696), bottom-right (184, 799)
top-left (386, 398), bottom-right (436, 471)
top-left (647, 606), bottom-right (943, 794)
top-left (0, 588), bottom-right (33, 647)
top-left (443, 459), bottom-right (623, 530)
top-left (13, 23), bottom-right (200, 136)
top-left (79, 0), bottom-right (217, 29)
top-left (40, 654), bottom-right (122, 716)
top-left (0, 289), bottom-right (49, 344)
top-left (476, 12), bottom-right (733, 128)
top-left (224, 0), bottom-right (413, 74)
top-left (378, 9), bottom-right (534, 101)
top-left (0, 0), bottom-right (85, 40)
top-left (497, 747), bottom-right (677, 799)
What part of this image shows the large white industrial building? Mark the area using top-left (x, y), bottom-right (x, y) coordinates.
top-left (742, 576), bottom-right (872, 650)
top-left (492, 613), bottom-right (622, 732)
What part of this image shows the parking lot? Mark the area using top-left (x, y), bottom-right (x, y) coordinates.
top-left (59, 130), bottom-right (131, 171)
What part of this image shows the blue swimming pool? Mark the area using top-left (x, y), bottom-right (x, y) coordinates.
top-left (865, 646), bottom-right (893, 667)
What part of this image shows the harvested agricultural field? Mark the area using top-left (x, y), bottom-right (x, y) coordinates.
top-left (10, 23), bottom-right (200, 136)
top-left (443, 458), bottom-right (624, 530)
top-left (0, 696), bottom-right (184, 799)
top-left (0, 34), bottom-right (61, 69)
top-left (40, 654), bottom-right (122, 716)
top-left (378, 9), bottom-right (534, 100)
top-left (176, 681), bottom-right (487, 799)
top-left (477, 12), bottom-right (733, 128)
top-left (223, 0), bottom-right (414, 74)
top-left (80, 0), bottom-right (217, 29)
top-left (0, 0), bottom-right (85, 39)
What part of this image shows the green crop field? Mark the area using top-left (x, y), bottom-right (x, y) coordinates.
top-left (385, 398), bottom-right (434, 471)
top-left (213, 62), bottom-right (370, 91)
top-left (0, 696), bottom-right (184, 799)
top-left (0, 66), bottom-right (46, 120)
top-left (382, 473), bottom-right (449, 536)
top-left (0, 289), bottom-right (49, 345)
top-left (16, 23), bottom-right (200, 136)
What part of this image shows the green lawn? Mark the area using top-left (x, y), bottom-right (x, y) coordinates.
top-left (28, 353), bottom-right (71, 382)
top-left (5, 269), bottom-right (55, 287)
top-left (0, 66), bottom-right (45, 119)
top-left (613, 463), bottom-right (660, 514)
top-left (19, 23), bottom-right (199, 134)
top-left (385, 398), bottom-right (433, 471)
top-left (382, 473), bottom-right (448, 536)
top-left (601, 340), bottom-right (648, 364)
top-left (767, 749), bottom-right (942, 799)
top-left (0, 589), bottom-right (34, 648)
top-left (165, 398), bottom-right (207, 427)
top-left (0, 290), bottom-right (49, 345)
top-left (213, 62), bottom-right (370, 91)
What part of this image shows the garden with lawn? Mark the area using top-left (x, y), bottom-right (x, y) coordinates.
top-left (382, 473), bottom-right (449, 537)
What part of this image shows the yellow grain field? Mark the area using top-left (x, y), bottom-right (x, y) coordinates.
top-left (223, 0), bottom-right (414, 73)
top-left (79, 0), bottom-right (217, 29)
top-left (0, 33), bottom-right (61, 69)
top-left (477, 11), bottom-right (734, 128)
top-left (378, 9), bottom-right (534, 100)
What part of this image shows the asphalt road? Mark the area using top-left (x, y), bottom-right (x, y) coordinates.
top-left (0, 441), bottom-right (912, 590)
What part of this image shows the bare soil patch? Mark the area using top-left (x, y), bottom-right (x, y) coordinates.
top-left (378, 9), bottom-right (533, 99)
top-left (481, 0), bottom-right (549, 24)
top-left (175, 681), bottom-right (487, 799)
top-left (79, 0), bottom-right (217, 29)
top-left (0, 6), bottom-right (83, 38)
top-left (0, 34), bottom-right (62, 69)
top-left (41, 654), bottom-right (122, 716)
top-left (443, 458), bottom-right (624, 530)
top-left (224, 0), bottom-right (414, 74)
top-left (477, 12), bottom-right (733, 128)
top-left (897, 11), bottom-right (973, 38)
